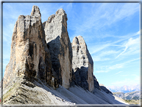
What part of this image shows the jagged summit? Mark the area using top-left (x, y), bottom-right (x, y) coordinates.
top-left (72, 36), bottom-right (79, 45)
top-left (43, 7), bottom-right (72, 89)
top-left (31, 5), bottom-right (41, 17)
top-left (3, 5), bottom-right (51, 88)
top-left (72, 36), bottom-right (94, 92)
top-left (45, 8), bottom-right (67, 25)
top-left (72, 36), bottom-right (93, 68)
top-left (56, 8), bottom-right (66, 14)
top-left (2, 5), bottom-right (126, 105)
top-left (72, 36), bottom-right (86, 46)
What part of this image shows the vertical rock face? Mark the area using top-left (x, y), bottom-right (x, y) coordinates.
top-left (43, 9), bottom-right (72, 89)
top-left (93, 75), bottom-right (100, 90)
top-left (72, 36), bottom-right (94, 92)
top-left (3, 6), bottom-right (52, 88)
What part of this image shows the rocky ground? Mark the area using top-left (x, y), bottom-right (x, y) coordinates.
top-left (3, 77), bottom-right (128, 105)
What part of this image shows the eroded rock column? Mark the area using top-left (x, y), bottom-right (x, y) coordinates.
top-left (72, 36), bottom-right (94, 92)
top-left (43, 9), bottom-right (72, 88)
top-left (3, 6), bottom-right (52, 88)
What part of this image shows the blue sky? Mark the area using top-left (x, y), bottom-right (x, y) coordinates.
top-left (2, 3), bottom-right (140, 88)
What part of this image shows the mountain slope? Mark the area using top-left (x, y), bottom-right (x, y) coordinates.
top-left (3, 77), bottom-right (128, 105)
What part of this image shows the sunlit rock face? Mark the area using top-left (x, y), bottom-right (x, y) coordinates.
top-left (2, 5), bottom-right (119, 105)
top-left (3, 6), bottom-right (52, 88)
top-left (72, 36), bottom-right (94, 92)
top-left (43, 8), bottom-right (72, 89)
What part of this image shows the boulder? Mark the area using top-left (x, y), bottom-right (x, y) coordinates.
top-left (43, 8), bottom-right (72, 89)
top-left (72, 36), bottom-right (94, 92)
top-left (3, 5), bottom-right (52, 88)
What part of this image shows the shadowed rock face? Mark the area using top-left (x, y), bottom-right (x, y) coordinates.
top-left (72, 36), bottom-right (94, 92)
top-left (93, 76), bottom-right (100, 90)
top-left (43, 9), bottom-right (72, 89)
top-left (3, 5), bottom-right (52, 88)
top-left (100, 84), bottom-right (112, 94)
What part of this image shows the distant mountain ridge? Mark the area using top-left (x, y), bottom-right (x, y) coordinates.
top-left (107, 84), bottom-right (140, 93)
top-left (113, 91), bottom-right (140, 100)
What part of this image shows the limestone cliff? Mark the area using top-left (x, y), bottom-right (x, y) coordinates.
top-left (43, 9), bottom-right (72, 89)
top-left (72, 36), bottom-right (95, 92)
top-left (3, 5), bottom-right (52, 88)
top-left (2, 5), bottom-right (118, 105)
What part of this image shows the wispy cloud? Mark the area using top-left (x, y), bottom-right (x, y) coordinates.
top-left (95, 70), bottom-right (109, 73)
top-left (70, 3), bottom-right (139, 38)
top-left (90, 44), bottom-right (111, 55)
top-left (95, 57), bottom-right (139, 73)
top-left (90, 30), bottom-right (139, 56)
top-left (110, 78), bottom-right (131, 86)
top-left (109, 64), bottom-right (123, 70)
top-left (116, 36), bottom-right (140, 58)
top-left (115, 71), bottom-right (123, 75)
top-left (92, 50), bottom-right (118, 61)
top-left (95, 64), bottom-right (123, 73)
top-left (115, 46), bottom-right (128, 59)
top-left (110, 74), bottom-right (140, 87)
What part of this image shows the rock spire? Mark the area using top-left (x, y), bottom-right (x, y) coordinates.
top-left (4, 6), bottom-right (100, 92)
top-left (3, 5), bottom-right (52, 88)
top-left (72, 36), bottom-right (94, 92)
top-left (43, 8), bottom-right (72, 88)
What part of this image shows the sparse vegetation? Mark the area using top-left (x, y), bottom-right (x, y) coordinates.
top-left (113, 91), bottom-right (140, 105)
top-left (3, 82), bottom-right (19, 103)
top-left (124, 99), bottom-right (140, 105)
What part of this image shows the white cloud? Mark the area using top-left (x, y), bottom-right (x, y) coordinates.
top-left (95, 70), bottom-right (109, 73)
top-left (109, 3), bottom-right (139, 25)
top-left (115, 71), bottom-right (123, 75)
top-left (109, 64), bottom-right (123, 70)
top-left (89, 30), bottom-right (140, 58)
top-left (135, 30), bottom-right (140, 35)
top-left (109, 74), bottom-right (140, 87)
top-left (115, 46), bottom-right (127, 59)
top-left (71, 3), bottom-right (139, 37)
top-left (95, 57), bottom-right (139, 73)
top-left (93, 57), bottom-right (110, 62)
top-left (111, 78), bottom-right (130, 86)
top-left (92, 50), bottom-right (118, 61)
top-left (90, 44), bottom-right (111, 55)
top-left (116, 36), bottom-right (140, 58)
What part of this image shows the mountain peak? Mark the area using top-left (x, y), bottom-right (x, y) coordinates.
top-left (3, 5), bottom-right (124, 105)
top-left (31, 5), bottom-right (41, 17)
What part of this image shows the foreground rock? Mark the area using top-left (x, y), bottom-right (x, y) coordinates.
top-left (3, 77), bottom-right (127, 105)
top-left (3, 5), bottom-right (52, 88)
top-left (72, 36), bottom-right (95, 92)
top-left (43, 9), bottom-right (72, 89)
